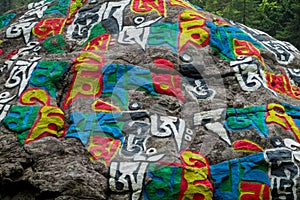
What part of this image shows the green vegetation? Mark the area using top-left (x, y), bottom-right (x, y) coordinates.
top-left (190, 0), bottom-right (300, 49)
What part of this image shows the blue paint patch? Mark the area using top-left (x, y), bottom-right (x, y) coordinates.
top-left (148, 22), bottom-right (179, 53)
top-left (282, 103), bottom-right (300, 128)
top-left (225, 106), bottom-right (269, 138)
top-left (30, 61), bottom-right (68, 97)
top-left (8, 122), bottom-right (18, 129)
top-left (37, 74), bottom-right (47, 82)
top-left (0, 13), bottom-right (16, 29)
top-left (66, 112), bottom-right (125, 145)
top-left (206, 21), bottom-right (263, 60)
top-left (101, 64), bottom-right (157, 108)
top-left (210, 152), bottom-right (270, 200)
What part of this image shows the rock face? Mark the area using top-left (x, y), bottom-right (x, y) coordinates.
top-left (0, 0), bottom-right (300, 199)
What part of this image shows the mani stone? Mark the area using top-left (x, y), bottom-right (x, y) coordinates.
top-left (0, 0), bottom-right (300, 199)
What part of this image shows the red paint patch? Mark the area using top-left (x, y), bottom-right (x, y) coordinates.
top-left (88, 136), bottom-right (121, 167)
top-left (66, 0), bottom-right (88, 24)
top-left (154, 58), bottom-right (174, 70)
top-left (240, 182), bottom-right (270, 200)
top-left (266, 68), bottom-right (300, 101)
top-left (179, 150), bottom-right (213, 200)
top-left (234, 39), bottom-right (264, 65)
top-left (152, 73), bottom-right (185, 101)
top-left (83, 34), bottom-right (111, 52)
top-left (131, 0), bottom-right (166, 16)
top-left (82, 84), bottom-right (91, 91)
top-left (33, 18), bottom-right (66, 41)
top-left (63, 52), bottom-right (105, 109)
top-left (93, 100), bottom-right (120, 112)
top-left (5, 49), bottom-right (18, 59)
top-left (192, 33), bottom-right (200, 40)
top-left (48, 123), bottom-right (58, 131)
top-left (233, 140), bottom-right (263, 152)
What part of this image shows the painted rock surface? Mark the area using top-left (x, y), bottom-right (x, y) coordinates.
top-left (0, 0), bottom-right (300, 199)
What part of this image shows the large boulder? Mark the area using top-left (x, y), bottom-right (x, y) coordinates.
top-left (0, 0), bottom-right (300, 199)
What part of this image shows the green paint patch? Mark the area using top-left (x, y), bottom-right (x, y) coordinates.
top-left (3, 106), bottom-right (40, 145)
top-left (43, 34), bottom-right (66, 54)
top-left (0, 13), bottom-right (16, 29)
top-left (145, 163), bottom-right (182, 199)
top-left (82, 24), bottom-right (107, 47)
top-left (30, 61), bottom-right (68, 97)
